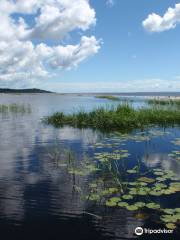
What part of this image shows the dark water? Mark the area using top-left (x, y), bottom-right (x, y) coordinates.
top-left (0, 94), bottom-right (179, 240)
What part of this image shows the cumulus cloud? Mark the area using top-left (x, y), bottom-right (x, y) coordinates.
top-left (0, 0), bottom-right (100, 87)
top-left (29, 1), bottom-right (96, 40)
top-left (143, 3), bottom-right (180, 32)
top-left (49, 36), bottom-right (100, 69)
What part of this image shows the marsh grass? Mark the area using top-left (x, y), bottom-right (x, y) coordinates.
top-left (148, 99), bottom-right (180, 106)
top-left (44, 104), bottom-right (180, 131)
top-left (0, 103), bottom-right (31, 114)
top-left (95, 95), bottom-right (120, 101)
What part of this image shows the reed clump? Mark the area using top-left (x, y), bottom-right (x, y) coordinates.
top-left (44, 104), bottom-right (180, 131)
top-left (0, 103), bottom-right (31, 114)
top-left (95, 95), bottom-right (120, 101)
top-left (147, 99), bottom-right (180, 106)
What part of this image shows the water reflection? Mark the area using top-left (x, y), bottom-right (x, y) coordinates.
top-left (0, 94), bottom-right (179, 239)
top-left (92, 209), bottom-right (143, 239)
top-left (143, 153), bottom-right (180, 175)
top-left (0, 182), bottom-right (24, 223)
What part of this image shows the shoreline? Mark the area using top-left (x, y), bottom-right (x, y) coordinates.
top-left (1, 92), bottom-right (180, 99)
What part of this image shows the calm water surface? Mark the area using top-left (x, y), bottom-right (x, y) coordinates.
top-left (0, 94), bottom-right (179, 240)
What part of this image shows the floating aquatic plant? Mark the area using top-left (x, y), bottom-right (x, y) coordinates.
top-left (171, 138), bottom-right (180, 146)
top-left (94, 150), bottom-right (130, 162)
top-left (168, 150), bottom-right (180, 162)
top-left (86, 160), bottom-right (180, 229)
top-left (137, 177), bottom-right (155, 183)
top-left (160, 208), bottom-right (180, 229)
top-left (49, 138), bottom-right (180, 231)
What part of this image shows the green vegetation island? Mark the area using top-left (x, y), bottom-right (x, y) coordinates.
top-left (44, 103), bottom-right (180, 131)
top-left (95, 95), bottom-right (120, 101)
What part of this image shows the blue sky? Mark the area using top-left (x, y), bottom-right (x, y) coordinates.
top-left (1, 0), bottom-right (180, 92)
top-left (43, 0), bottom-right (180, 92)
top-left (91, 0), bottom-right (179, 81)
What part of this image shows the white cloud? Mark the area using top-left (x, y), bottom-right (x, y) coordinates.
top-left (49, 36), bottom-right (100, 69)
top-left (0, 0), bottom-right (101, 87)
top-left (28, 0), bottom-right (96, 40)
top-left (143, 3), bottom-right (180, 32)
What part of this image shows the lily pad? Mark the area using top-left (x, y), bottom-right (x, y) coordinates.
top-left (166, 223), bottom-right (176, 230)
top-left (126, 205), bottom-right (139, 211)
top-left (163, 209), bottom-right (175, 215)
top-left (138, 177), bottom-right (155, 183)
top-left (106, 197), bottom-right (121, 207)
top-left (149, 191), bottom-right (162, 196)
top-left (118, 202), bottom-right (129, 207)
top-left (127, 169), bottom-right (137, 174)
top-left (106, 200), bottom-right (117, 207)
top-left (134, 202), bottom-right (146, 208)
top-left (146, 203), bottom-right (160, 209)
top-left (175, 208), bottom-right (180, 213)
top-left (89, 194), bottom-right (100, 201)
top-left (122, 194), bottom-right (133, 200)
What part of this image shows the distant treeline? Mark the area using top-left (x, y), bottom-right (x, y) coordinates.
top-left (0, 88), bottom-right (52, 93)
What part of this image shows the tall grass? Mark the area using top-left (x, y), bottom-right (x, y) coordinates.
top-left (44, 104), bottom-right (180, 131)
top-left (147, 99), bottom-right (180, 106)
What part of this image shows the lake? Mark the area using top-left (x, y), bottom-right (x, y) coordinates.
top-left (0, 93), bottom-right (179, 240)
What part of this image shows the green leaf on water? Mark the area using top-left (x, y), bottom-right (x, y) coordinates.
top-left (127, 169), bottom-right (137, 174)
top-left (138, 177), bottom-right (155, 183)
top-left (109, 197), bottom-right (121, 202)
top-left (128, 182), bottom-right (137, 186)
top-left (89, 194), bottom-right (100, 201)
top-left (146, 203), bottom-right (160, 209)
top-left (101, 187), bottom-right (119, 196)
top-left (134, 202), bottom-right (146, 208)
top-left (126, 205), bottom-right (139, 211)
top-left (161, 215), bottom-right (178, 223)
top-left (154, 171), bottom-right (164, 176)
top-left (106, 200), bottom-right (117, 207)
top-left (163, 209), bottom-right (175, 215)
top-left (118, 202), bottom-right (129, 207)
top-left (156, 177), bottom-right (166, 182)
top-left (175, 208), bottom-right (180, 213)
top-left (169, 182), bottom-right (180, 192)
top-left (137, 190), bottom-right (148, 196)
top-left (106, 197), bottom-right (121, 207)
top-left (122, 194), bottom-right (133, 200)
top-left (149, 191), bottom-right (162, 196)
top-left (154, 183), bottom-right (167, 189)
top-left (166, 223), bottom-right (176, 230)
